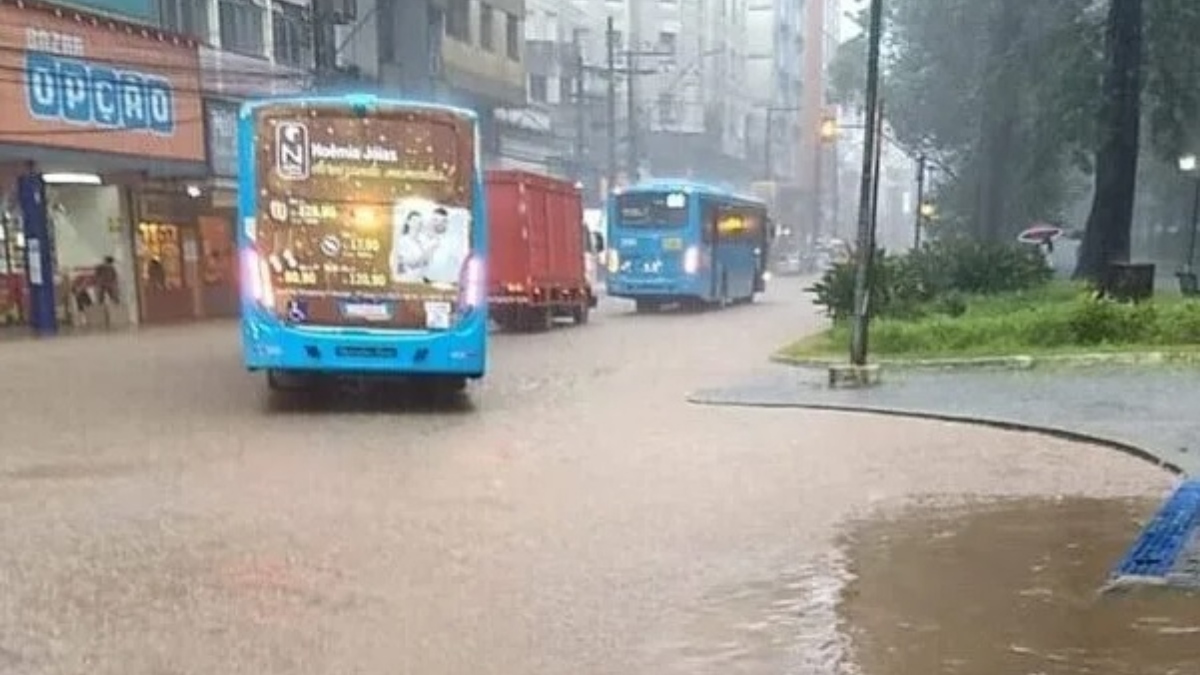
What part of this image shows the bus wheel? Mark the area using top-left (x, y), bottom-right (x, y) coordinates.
top-left (267, 370), bottom-right (309, 392)
top-left (434, 376), bottom-right (468, 394)
top-left (635, 300), bottom-right (659, 313)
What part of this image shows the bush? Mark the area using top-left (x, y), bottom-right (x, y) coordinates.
top-left (807, 238), bottom-right (1051, 320)
top-left (799, 291), bottom-right (1200, 357)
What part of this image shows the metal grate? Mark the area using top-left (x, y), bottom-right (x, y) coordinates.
top-left (1112, 480), bottom-right (1200, 580)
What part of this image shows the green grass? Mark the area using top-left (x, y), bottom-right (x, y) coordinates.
top-left (782, 282), bottom-right (1200, 361)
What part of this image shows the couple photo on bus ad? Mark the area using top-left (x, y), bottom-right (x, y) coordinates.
top-left (390, 199), bottom-right (470, 289)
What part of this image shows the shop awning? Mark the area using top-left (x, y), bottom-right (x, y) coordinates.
top-left (0, 142), bottom-right (207, 181)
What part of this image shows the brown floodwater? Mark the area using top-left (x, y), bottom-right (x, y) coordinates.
top-left (841, 496), bottom-right (1200, 675)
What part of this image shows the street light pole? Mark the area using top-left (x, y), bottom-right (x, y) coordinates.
top-left (848, 0), bottom-right (885, 367)
top-left (1188, 176), bottom-right (1200, 271)
top-left (913, 153), bottom-right (927, 248)
top-left (605, 16), bottom-right (617, 192)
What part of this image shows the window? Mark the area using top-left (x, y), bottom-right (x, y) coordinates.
top-left (480, 5), bottom-right (496, 51)
top-left (272, 3), bottom-right (312, 68)
top-left (616, 192), bottom-right (689, 227)
top-left (657, 92), bottom-right (679, 125)
top-left (560, 76), bottom-right (575, 104)
top-left (702, 202), bottom-right (766, 243)
top-left (158, 0), bottom-right (208, 41)
top-left (658, 31), bottom-right (677, 55)
top-left (377, 0), bottom-right (395, 60)
top-left (529, 74), bottom-right (548, 103)
top-left (218, 0), bottom-right (265, 56)
top-left (505, 11), bottom-right (520, 60)
top-left (446, 0), bottom-right (470, 42)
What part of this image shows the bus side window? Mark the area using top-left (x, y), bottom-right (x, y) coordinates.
top-left (702, 205), bottom-right (717, 243)
top-left (592, 232), bottom-right (606, 252)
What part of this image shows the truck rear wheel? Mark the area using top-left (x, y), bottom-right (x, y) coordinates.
top-left (572, 304), bottom-right (590, 325)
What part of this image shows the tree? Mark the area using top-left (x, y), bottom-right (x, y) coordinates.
top-left (1074, 0), bottom-right (1143, 281)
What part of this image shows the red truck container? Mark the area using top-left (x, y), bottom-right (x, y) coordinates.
top-left (486, 169), bottom-right (595, 331)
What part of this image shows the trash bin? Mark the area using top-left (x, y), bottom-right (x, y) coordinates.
top-left (1105, 262), bottom-right (1155, 302)
top-left (1177, 271), bottom-right (1199, 297)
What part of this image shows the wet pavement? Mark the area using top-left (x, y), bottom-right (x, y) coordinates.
top-left (0, 279), bottom-right (1186, 674)
top-left (844, 497), bottom-right (1200, 674)
top-left (690, 366), bottom-right (1200, 474)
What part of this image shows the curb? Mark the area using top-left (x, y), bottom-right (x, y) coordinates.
top-left (770, 349), bottom-right (1200, 371)
top-left (685, 395), bottom-right (1187, 477)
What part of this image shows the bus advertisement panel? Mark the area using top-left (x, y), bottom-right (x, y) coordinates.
top-left (252, 104), bottom-right (473, 328)
top-left (239, 97), bottom-right (487, 390)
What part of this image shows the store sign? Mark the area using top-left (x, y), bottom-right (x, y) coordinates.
top-left (26, 49), bottom-right (176, 133)
top-left (205, 102), bottom-right (238, 177)
top-left (0, 3), bottom-right (205, 162)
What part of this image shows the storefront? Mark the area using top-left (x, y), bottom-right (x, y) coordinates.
top-left (132, 184), bottom-right (237, 323)
top-left (0, 0), bottom-right (207, 332)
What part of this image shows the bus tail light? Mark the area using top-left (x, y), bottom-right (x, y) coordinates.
top-left (242, 249), bottom-right (275, 309)
top-left (683, 245), bottom-right (700, 274)
top-left (460, 256), bottom-right (486, 309)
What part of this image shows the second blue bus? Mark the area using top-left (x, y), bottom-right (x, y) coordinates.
top-left (237, 94), bottom-right (488, 395)
top-left (605, 181), bottom-right (773, 312)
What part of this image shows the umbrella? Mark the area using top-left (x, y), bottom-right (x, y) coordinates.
top-left (1017, 223), bottom-right (1064, 244)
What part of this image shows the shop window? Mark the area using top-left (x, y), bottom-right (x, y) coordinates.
top-left (137, 223), bottom-right (186, 291)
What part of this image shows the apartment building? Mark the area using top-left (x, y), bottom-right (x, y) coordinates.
top-left (562, 0), bottom-right (752, 189)
top-left (745, 0), bottom-right (804, 184)
top-left (488, 0), bottom-right (592, 179)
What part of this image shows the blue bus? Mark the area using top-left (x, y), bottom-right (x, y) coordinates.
top-left (237, 94), bottom-right (488, 393)
top-left (605, 181), bottom-right (772, 311)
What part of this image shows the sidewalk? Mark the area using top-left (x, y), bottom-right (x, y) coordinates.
top-left (689, 365), bottom-right (1200, 475)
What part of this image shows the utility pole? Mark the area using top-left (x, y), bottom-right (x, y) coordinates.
top-left (764, 110), bottom-right (774, 180)
top-left (574, 37), bottom-right (586, 185)
top-left (848, 0), bottom-right (885, 367)
top-left (626, 46), bottom-right (638, 181)
top-left (913, 153), bottom-right (927, 248)
top-left (606, 16), bottom-right (617, 193)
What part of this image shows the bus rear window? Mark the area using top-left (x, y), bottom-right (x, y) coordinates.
top-left (616, 193), bottom-right (688, 226)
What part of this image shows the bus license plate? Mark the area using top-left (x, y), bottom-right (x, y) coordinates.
top-left (662, 237), bottom-right (683, 251)
top-left (342, 302), bottom-right (392, 321)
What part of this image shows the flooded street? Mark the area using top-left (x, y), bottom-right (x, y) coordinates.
top-left (0, 281), bottom-right (1189, 674)
top-left (841, 497), bottom-right (1200, 674)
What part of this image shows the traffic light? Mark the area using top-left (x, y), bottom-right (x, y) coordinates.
top-left (819, 115), bottom-right (838, 142)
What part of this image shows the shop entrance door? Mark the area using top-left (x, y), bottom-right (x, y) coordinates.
top-left (136, 221), bottom-right (196, 323)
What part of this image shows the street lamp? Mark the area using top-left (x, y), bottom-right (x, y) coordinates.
top-left (1179, 153), bottom-right (1200, 276)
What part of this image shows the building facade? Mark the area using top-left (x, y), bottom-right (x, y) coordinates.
top-left (0, 0), bottom-right (530, 332)
top-left (335, 0), bottom-right (527, 162)
top-left (490, 0), bottom-right (591, 180)
top-left (745, 0), bottom-right (804, 184)
top-left (558, 0), bottom-right (753, 192)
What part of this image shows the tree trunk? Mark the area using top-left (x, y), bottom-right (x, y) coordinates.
top-left (974, 0), bottom-right (1023, 242)
top-left (1074, 0), bottom-right (1143, 282)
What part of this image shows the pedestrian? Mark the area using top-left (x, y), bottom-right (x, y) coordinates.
top-left (95, 255), bottom-right (120, 305)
